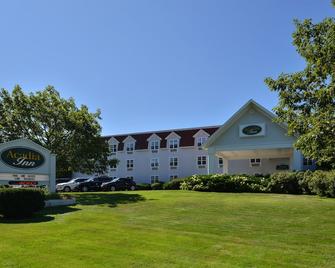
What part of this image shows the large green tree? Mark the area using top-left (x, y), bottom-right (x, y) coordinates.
top-left (265, 3), bottom-right (335, 169)
top-left (0, 85), bottom-right (116, 177)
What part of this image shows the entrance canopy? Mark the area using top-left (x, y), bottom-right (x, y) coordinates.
top-left (204, 100), bottom-right (303, 174)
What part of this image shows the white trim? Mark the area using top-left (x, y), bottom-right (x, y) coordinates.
top-left (192, 129), bottom-right (210, 138)
top-left (108, 137), bottom-right (119, 144)
top-left (165, 131), bottom-right (181, 140)
top-left (147, 133), bottom-right (162, 141)
top-left (204, 99), bottom-right (288, 149)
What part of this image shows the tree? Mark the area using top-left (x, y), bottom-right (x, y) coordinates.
top-left (0, 85), bottom-right (116, 177)
top-left (265, 3), bottom-right (335, 169)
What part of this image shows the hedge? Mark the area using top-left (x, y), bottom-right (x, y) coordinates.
top-left (0, 188), bottom-right (45, 218)
top-left (177, 171), bottom-right (335, 197)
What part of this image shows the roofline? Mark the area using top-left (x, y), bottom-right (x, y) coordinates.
top-left (204, 99), bottom-right (287, 148)
top-left (102, 125), bottom-right (220, 138)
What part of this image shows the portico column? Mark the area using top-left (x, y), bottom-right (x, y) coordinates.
top-left (207, 152), bottom-right (217, 175)
top-left (223, 158), bottom-right (229, 174)
top-left (49, 154), bottom-right (56, 193)
top-left (291, 149), bottom-right (303, 171)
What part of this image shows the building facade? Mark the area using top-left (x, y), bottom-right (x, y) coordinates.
top-left (74, 100), bottom-right (315, 184)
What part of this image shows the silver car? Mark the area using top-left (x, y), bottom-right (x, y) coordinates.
top-left (56, 178), bottom-right (88, 192)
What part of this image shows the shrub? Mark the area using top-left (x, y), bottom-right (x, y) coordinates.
top-left (305, 170), bottom-right (335, 197)
top-left (151, 182), bottom-right (164, 190)
top-left (136, 183), bottom-right (152, 190)
top-left (266, 172), bottom-right (302, 194)
top-left (180, 174), bottom-right (268, 193)
top-left (0, 188), bottom-right (45, 219)
top-left (163, 178), bottom-right (185, 190)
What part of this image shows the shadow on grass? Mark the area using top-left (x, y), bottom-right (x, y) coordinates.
top-left (0, 206), bottom-right (80, 224)
top-left (75, 193), bottom-right (146, 207)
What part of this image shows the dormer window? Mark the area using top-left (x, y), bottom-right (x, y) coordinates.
top-left (109, 144), bottom-right (117, 154)
top-left (169, 139), bottom-right (179, 151)
top-left (126, 143), bottom-right (135, 153)
top-left (193, 129), bottom-right (210, 150)
top-left (196, 137), bottom-right (207, 148)
top-left (150, 140), bottom-right (159, 152)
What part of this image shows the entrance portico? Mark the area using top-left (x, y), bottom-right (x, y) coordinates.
top-left (205, 100), bottom-right (304, 175)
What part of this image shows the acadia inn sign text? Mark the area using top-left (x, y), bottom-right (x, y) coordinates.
top-left (1, 148), bottom-right (45, 169)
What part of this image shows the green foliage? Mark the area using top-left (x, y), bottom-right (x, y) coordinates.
top-left (266, 172), bottom-right (303, 194)
top-left (151, 182), bottom-right (164, 190)
top-left (136, 183), bottom-right (152, 190)
top-left (178, 172), bottom-right (335, 197)
top-left (0, 86), bottom-right (117, 176)
top-left (163, 178), bottom-right (186, 190)
top-left (180, 174), bottom-right (268, 193)
top-left (265, 9), bottom-right (335, 168)
top-left (0, 188), bottom-right (45, 218)
top-left (305, 170), bottom-right (335, 197)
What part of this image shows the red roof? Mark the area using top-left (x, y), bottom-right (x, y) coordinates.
top-left (104, 126), bottom-right (219, 151)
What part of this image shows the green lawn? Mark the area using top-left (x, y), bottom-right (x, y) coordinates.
top-left (1, 191), bottom-right (335, 268)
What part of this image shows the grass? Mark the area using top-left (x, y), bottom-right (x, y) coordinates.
top-left (1, 191), bottom-right (335, 267)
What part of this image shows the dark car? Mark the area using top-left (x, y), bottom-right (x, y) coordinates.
top-left (76, 176), bottom-right (113, 192)
top-left (101, 177), bottom-right (136, 191)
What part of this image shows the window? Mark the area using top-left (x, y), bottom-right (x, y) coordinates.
top-left (151, 175), bottom-right (159, 183)
top-left (250, 158), bottom-right (261, 167)
top-left (127, 159), bottom-right (134, 170)
top-left (109, 144), bottom-right (117, 154)
top-left (126, 143), bottom-right (134, 153)
top-left (110, 162), bottom-right (117, 170)
top-left (169, 157), bottom-right (178, 168)
top-left (218, 157), bottom-right (224, 168)
top-left (151, 158), bottom-right (159, 169)
top-left (150, 140), bottom-right (159, 151)
top-left (303, 158), bottom-right (313, 166)
top-left (196, 137), bottom-right (207, 147)
top-left (169, 139), bottom-right (179, 151)
top-left (197, 156), bottom-right (207, 168)
top-left (170, 175), bottom-right (178, 180)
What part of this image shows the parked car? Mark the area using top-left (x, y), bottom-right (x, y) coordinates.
top-left (56, 178), bottom-right (89, 192)
top-left (101, 177), bottom-right (136, 191)
top-left (75, 176), bottom-right (114, 192)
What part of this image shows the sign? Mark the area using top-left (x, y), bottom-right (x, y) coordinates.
top-left (242, 125), bottom-right (262, 135)
top-left (0, 147), bottom-right (45, 169)
top-left (239, 123), bottom-right (265, 137)
top-left (0, 173), bottom-right (49, 181)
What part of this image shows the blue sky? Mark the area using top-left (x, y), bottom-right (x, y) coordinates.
top-left (0, 0), bottom-right (333, 135)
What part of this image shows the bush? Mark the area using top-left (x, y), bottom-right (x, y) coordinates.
top-left (305, 170), bottom-right (335, 197)
top-left (266, 172), bottom-right (303, 194)
top-left (0, 188), bottom-right (45, 219)
top-left (151, 182), bottom-right (164, 190)
top-left (180, 174), bottom-right (268, 193)
top-left (177, 171), bottom-right (335, 198)
top-left (136, 183), bottom-right (152, 190)
top-left (163, 178), bottom-right (185, 190)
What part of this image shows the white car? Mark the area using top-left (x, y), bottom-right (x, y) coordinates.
top-left (56, 178), bottom-right (88, 192)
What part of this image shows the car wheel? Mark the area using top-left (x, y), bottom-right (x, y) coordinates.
top-left (110, 186), bottom-right (116, 191)
top-left (64, 186), bottom-right (71, 192)
top-left (130, 185), bottom-right (136, 191)
top-left (82, 186), bottom-right (89, 192)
